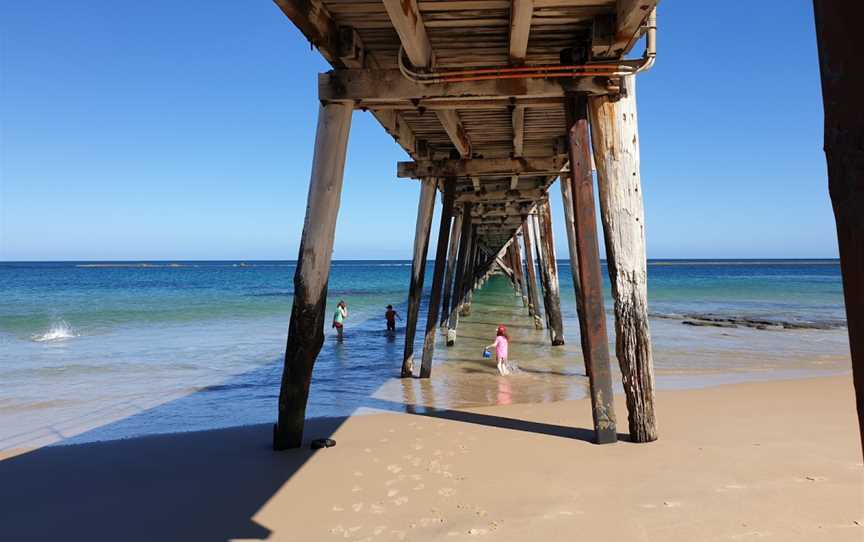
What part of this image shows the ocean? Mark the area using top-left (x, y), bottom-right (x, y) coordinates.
top-left (0, 260), bottom-right (850, 451)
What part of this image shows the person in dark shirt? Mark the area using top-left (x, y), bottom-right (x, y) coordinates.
top-left (385, 305), bottom-right (400, 333)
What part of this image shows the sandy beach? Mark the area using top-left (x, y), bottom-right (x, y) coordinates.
top-left (1, 375), bottom-right (860, 541)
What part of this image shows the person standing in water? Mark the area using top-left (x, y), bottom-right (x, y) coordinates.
top-left (385, 304), bottom-right (400, 333)
top-left (332, 300), bottom-right (348, 340)
top-left (485, 324), bottom-right (510, 375)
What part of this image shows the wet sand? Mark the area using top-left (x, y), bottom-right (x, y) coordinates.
top-left (1, 376), bottom-right (860, 541)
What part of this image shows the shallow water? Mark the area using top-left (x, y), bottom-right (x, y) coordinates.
top-left (0, 260), bottom-right (850, 450)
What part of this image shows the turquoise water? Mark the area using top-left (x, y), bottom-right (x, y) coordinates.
top-left (0, 260), bottom-right (850, 450)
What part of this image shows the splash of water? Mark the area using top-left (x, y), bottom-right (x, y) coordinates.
top-left (31, 320), bottom-right (78, 342)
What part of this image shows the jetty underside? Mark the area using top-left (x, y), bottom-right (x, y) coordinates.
top-left (272, 0), bottom-right (662, 450)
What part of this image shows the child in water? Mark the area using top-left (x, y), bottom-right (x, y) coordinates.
top-left (385, 304), bottom-right (400, 333)
top-left (485, 325), bottom-right (510, 376)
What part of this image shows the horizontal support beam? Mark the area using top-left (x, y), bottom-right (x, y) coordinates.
top-left (320, 69), bottom-right (611, 103)
top-left (456, 188), bottom-right (546, 204)
top-left (398, 156), bottom-right (566, 178)
top-left (363, 96), bottom-right (564, 111)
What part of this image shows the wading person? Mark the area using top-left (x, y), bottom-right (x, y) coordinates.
top-left (332, 300), bottom-right (348, 340)
top-left (385, 304), bottom-right (400, 334)
top-left (485, 325), bottom-right (511, 376)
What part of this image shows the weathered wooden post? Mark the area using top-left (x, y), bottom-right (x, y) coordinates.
top-left (530, 213), bottom-right (549, 329)
top-left (459, 226), bottom-right (478, 316)
top-left (813, 0), bottom-right (864, 454)
top-left (536, 200), bottom-right (565, 345)
top-left (420, 179), bottom-right (455, 378)
top-left (401, 177), bottom-right (437, 377)
top-left (440, 212), bottom-right (462, 327)
top-left (565, 93), bottom-right (617, 444)
top-left (447, 204), bottom-right (473, 345)
top-left (513, 234), bottom-right (529, 306)
top-left (520, 219), bottom-right (543, 328)
top-left (275, 102), bottom-right (352, 450)
top-left (589, 76), bottom-right (657, 442)
top-left (559, 172), bottom-right (590, 374)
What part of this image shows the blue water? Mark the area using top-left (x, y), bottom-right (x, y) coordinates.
top-left (0, 260), bottom-right (849, 450)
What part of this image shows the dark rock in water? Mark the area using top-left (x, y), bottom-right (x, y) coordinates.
top-left (682, 320), bottom-right (738, 328)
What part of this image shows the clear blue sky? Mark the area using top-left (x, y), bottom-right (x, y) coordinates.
top-left (0, 1), bottom-right (837, 261)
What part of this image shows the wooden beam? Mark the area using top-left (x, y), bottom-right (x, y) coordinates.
top-left (436, 110), bottom-right (472, 157)
top-left (275, 102), bottom-right (352, 450)
top-left (447, 204), bottom-right (474, 344)
top-left (559, 172), bottom-right (589, 373)
top-left (565, 93), bottom-right (617, 445)
top-left (813, 0), bottom-right (864, 456)
top-left (508, 0), bottom-right (534, 65)
top-left (363, 96), bottom-right (565, 111)
top-left (521, 219), bottom-right (543, 327)
top-left (383, 0), bottom-right (432, 68)
top-left (273, 0), bottom-right (340, 65)
top-left (402, 178), bottom-right (438, 377)
top-left (513, 233), bottom-right (529, 306)
top-left (536, 200), bottom-right (565, 345)
top-left (616, 0), bottom-right (659, 55)
top-left (440, 212), bottom-right (463, 327)
top-left (420, 179), bottom-right (455, 378)
top-left (456, 188), bottom-right (545, 204)
top-left (590, 75), bottom-right (657, 442)
top-left (319, 69), bottom-right (607, 103)
top-left (398, 156), bottom-right (566, 178)
top-left (512, 105), bottom-right (525, 157)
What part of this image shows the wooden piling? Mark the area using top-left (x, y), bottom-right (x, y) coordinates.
top-left (447, 204), bottom-right (474, 344)
top-left (440, 212), bottom-right (462, 327)
top-left (401, 177), bottom-right (437, 377)
top-left (529, 214), bottom-right (548, 330)
top-left (520, 219), bottom-right (543, 329)
top-left (536, 200), bottom-right (565, 345)
top-left (275, 102), bottom-right (352, 450)
top-left (813, 0), bottom-right (864, 455)
top-left (560, 172), bottom-right (590, 374)
top-left (589, 76), bottom-right (657, 442)
top-left (565, 93), bottom-right (617, 445)
top-left (420, 179), bottom-right (455, 378)
top-left (513, 234), bottom-right (529, 307)
top-left (459, 226), bottom-right (478, 316)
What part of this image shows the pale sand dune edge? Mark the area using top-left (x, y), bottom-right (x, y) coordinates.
top-left (0, 376), bottom-right (861, 541)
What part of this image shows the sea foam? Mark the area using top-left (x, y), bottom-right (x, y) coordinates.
top-left (32, 320), bottom-right (78, 342)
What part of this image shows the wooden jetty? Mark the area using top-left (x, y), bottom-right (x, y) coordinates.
top-left (270, 0), bottom-right (864, 455)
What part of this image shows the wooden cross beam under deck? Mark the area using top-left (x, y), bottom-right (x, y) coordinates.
top-left (398, 156), bottom-right (566, 178)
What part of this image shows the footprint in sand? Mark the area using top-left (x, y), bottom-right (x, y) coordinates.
top-left (414, 483), bottom-right (425, 491)
top-left (438, 488), bottom-right (456, 497)
top-left (393, 496), bottom-right (409, 506)
top-left (718, 483), bottom-right (747, 492)
top-left (387, 489), bottom-right (400, 497)
top-left (467, 528), bottom-right (489, 536)
top-left (352, 503), bottom-right (364, 512)
top-left (332, 506), bottom-right (345, 512)
top-left (387, 464), bottom-right (403, 474)
top-left (352, 485), bottom-right (362, 493)
top-left (663, 501), bottom-right (682, 508)
top-left (370, 504), bottom-right (385, 515)
top-left (373, 526), bottom-right (387, 535)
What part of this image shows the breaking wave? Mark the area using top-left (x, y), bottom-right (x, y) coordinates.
top-left (31, 320), bottom-right (78, 342)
